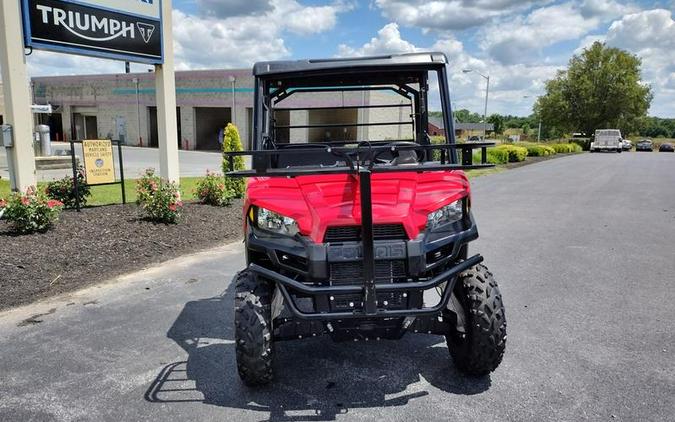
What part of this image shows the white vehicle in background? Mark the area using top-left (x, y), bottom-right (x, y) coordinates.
top-left (590, 129), bottom-right (623, 153)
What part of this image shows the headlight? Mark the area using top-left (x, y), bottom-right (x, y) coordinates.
top-left (427, 199), bottom-right (464, 230)
top-left (252, 207), bottom-right (299, 237)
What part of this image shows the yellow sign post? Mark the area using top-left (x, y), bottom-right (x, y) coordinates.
top-left (82, 140), bottom-right (116, 185)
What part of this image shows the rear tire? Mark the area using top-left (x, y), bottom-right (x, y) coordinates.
top-left (234, 269), bottom-right (274, 386)
top-left (446, 264), bottom-right (506, 376)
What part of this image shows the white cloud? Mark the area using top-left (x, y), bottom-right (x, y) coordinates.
top-left (337, 23), bottom-right (418, 56)
top-left (374, 0), bottom-right (551, 31)
top-left (579, 0), bottom-right (638, 19)
top-left (480, 2), bottom-right (600, 65)
top-left (338, 23), bottom-right (561, 116)
top-left (604, 9), bottom-right (675, 116)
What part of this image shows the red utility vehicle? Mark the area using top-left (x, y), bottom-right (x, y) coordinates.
top-left (225, 53), bottom-right (506, 385)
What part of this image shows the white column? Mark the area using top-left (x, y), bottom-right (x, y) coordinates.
top-left (0, 0), bottom-right (36, 191)
top-left (155, 0), bottom-right (179, 183)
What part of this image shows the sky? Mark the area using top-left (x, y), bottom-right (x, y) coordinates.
top-left (21, 0), bottom-right (675, 117)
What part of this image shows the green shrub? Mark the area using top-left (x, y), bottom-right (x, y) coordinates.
top-left (550, 143), bottom-right (582, 153)
top-left (136, 168), bottom-right (183, 224)
top-left (472, 147), bottom-right (509, 164)
top-left (221, 123), bottom-right (246, 198)
top-left (495, 144), bottom-right (528, 162)
top-left (521, 143), bottom-right (556, 157)
top-left (44, 168), bottom-right (91, 208)
top-left (0, 187), bottom-right (63, 233)
top-left (194, 170), bottom-right (233, 206)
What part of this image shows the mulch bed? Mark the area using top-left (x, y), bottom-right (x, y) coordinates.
top-left (0, 200), bottom-right (244, 311)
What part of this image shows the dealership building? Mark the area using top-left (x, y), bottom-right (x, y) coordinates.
top-left (31, 69), bottom-right (415, 151)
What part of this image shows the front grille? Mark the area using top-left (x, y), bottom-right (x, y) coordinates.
top-left (330, 260), bottom-right (406, 285)
top-left (324, 224), bottom-right (407, 242)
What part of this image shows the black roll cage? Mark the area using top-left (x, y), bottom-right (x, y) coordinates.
top-left (225, 55), bottom-right (495, 319)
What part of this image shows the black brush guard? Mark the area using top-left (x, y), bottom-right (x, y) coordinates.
top-left (225, 142), bottom-right (493, 320)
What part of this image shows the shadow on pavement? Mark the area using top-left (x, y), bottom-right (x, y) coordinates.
top-left (145, 282), bottom-right (491, 421)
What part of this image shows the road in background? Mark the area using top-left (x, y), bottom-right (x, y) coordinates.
top-left (0, 152), bottom-right (673, 421)
top-left (0, 145), bottom-right (222, 181)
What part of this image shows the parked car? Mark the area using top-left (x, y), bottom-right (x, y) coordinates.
top-left (635, 139), bottom-right (653, 151)
top-left (468, 135), bottom-right (482, 142)
top-left (590, 129), bottom-right (622, 153)
top-left (659, 142), bottom-right (674, 152)
top-left (621, 139), bottom-right (633, 151)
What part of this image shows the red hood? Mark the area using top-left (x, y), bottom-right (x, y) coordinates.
top-left (245, 171), bottom-right (470, 243)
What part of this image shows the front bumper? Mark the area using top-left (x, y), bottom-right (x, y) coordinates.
top-left (245, 212), bottom-right (480, 320)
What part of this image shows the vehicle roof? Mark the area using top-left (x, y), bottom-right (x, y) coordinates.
top-left (253, 52), bottom-right (448, 77)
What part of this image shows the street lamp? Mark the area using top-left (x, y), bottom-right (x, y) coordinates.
top-left (463, 68), bottom-right (490, 139)
top-left (228, 75), bottom-right (236, 124)
top-left (132, 77), bottom-right (141, 146)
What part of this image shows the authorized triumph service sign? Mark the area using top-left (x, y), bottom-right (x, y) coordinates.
top-left (22, 0), bottom-right (163, 63)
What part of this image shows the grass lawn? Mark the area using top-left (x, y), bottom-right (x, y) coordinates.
top-left (0, 177), bottom-right (204, 206)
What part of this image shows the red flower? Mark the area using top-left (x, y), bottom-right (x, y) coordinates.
top-left (47, 199), bottom-right (63, 208)
top-left (21, 196), bottom-right (30, 206)
top-left (168, 203), bottom-right (177, 212)
top-left (0, 199), bottom-right (6, 208)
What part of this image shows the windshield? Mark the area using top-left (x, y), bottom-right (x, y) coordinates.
top-left (254, 67), bottom-right (451, 151)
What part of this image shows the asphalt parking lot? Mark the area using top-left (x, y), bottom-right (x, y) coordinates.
top-left (0, 152), bottom-right (673, 421)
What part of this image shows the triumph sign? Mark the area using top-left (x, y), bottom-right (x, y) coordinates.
top-left (21, 0), bottom-right (163, 63)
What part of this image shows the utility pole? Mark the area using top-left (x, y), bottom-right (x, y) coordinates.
top-left (0, 0), bottom-right (36, 191)
top-left (463, 69), bottom-right (490, 140)
top-left (155, 0), bottom-right (179, 183)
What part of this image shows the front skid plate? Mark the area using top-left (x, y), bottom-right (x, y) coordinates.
top-left (272, 314), bottom-right (452, 342)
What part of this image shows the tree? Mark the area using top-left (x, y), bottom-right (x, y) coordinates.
top-left (221, 123), bottom-right (245, 198)
top-left (522, 123), bottom-right (531, 137)
top-left (487, 114), bottom-right (504, 134)
top-left (534, 42), bottom-right (652, 136)
top-left (453, 109), bottom-right (482, 123)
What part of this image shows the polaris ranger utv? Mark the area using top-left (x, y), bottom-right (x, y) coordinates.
top-left (225, 52), bottom-right (506, 386)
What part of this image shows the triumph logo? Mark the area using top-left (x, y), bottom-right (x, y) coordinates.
top-left (35, 4), bottom-right (155, 43)
top-left (136, 23), bottom-right (155, 44)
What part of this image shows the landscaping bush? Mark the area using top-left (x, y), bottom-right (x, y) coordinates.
top-left (221, 123), bottom-right (246, 198)
top-left (44, 168), bottom-right (91, 208)
top-left (522, 143), bottom-right (557, 157)
top-left (495, 144), bottom-right (528, 162)
top-left (472, 147), bottom-right (509, 164)
top-left (0, 187), bottom-right (63, 234)
top-left (136, 168), bottom-right (183, 224)
top-left (194, 170), bottom-right (233, 206)
top-left (550, 143), bottom-right (582, 153)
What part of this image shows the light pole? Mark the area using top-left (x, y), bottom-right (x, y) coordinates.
top-left (228, 75), bottom-right (236, 125)
top-left (132, 77), bottom-right (141, 146)
top-left (463, 69), bottom-right (489, 139)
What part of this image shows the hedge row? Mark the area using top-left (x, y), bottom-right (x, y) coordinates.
top-left (470, 142), bottom-right (581, 164)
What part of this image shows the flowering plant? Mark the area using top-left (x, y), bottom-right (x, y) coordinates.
top-left (45, 167), bottom-right (91, 208)
top-left (0, 186), bottom-right (63, 233)
top-left (194, 170), bottom-right (233, 206)
top-left (136, 168), bottom-right (183, 223)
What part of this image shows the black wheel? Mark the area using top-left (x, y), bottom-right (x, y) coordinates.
top-left (234, 269), bottom-right (274, 386)
top-left (446, 264), bottom-right (506, 376)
